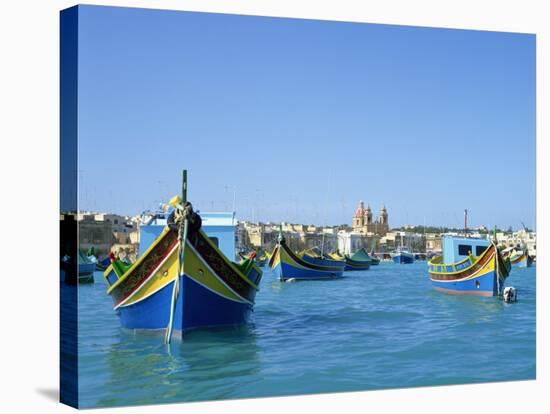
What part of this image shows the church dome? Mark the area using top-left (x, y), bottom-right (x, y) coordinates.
top-left (354, 201), bottom-right (365, 217)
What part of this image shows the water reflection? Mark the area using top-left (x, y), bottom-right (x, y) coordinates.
top-left (98, 325), bottom-right (261, 407)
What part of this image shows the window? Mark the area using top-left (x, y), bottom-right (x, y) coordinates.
top-left (458, 244), bottom-right (472, 255)
top-left (475, 245), bottom-right (487, 256)
top-left (209, 237), bottom-right (219, 247)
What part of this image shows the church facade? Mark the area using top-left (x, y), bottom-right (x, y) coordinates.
top-left (352, 201), bottom-right (389, 236)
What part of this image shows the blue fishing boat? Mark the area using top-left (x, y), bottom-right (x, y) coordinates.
top-left (269, 235), bottom-right (345, 281)
top-left (103, 172), bottom-right (263, 337)
top-left (428, 236), bottom-right (510, 296)
top-left (392, 247), bottom-right (415, 264)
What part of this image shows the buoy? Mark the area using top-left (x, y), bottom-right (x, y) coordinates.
top-left (503, 287), bottom-right (517, 303)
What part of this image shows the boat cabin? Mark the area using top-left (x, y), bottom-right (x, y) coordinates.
top-left (442, 235), bottom-right (490, 264)
top-left (139, 210), bottom-right (237, 260)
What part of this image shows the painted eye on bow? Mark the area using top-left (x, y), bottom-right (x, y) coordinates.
top-left (162, 270), bottom-right (168, 276)
top-left (199, 269), bottom-right (204, 276)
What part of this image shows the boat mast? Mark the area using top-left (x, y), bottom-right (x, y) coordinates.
top-left (320, 170), bottom-right (331, 256)
top-left (464, 209), bottom-right (468, 238)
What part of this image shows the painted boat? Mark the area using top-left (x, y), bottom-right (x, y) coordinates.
top-left (329, 248), bottom-right (372, 271)
top-left (103, 205), bottom-right (262, 334)
top-left (392, 248), bottom-right (414, 264)
top-left (95, 256), bottom-right (111, 271)
top-left (269, 238), bottom-right (344, 281)
top-left (507, 249), bottom-right (534, 268)
top-left (61, 250), bottom-right (95, 284)
top-left (428, 236), bottom-right (510, 296)
top-left (239, 251), bottom-right (267, 267)
top-left (368, 253), bottom-right (381, 265)
top-left (300, 247), bottom-right (347, 269)
top-left (256, 255), bottom-right (268, 267)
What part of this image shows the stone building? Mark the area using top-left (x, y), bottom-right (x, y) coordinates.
top-left (77, 212), bottom-right (138, 256)
top-left (352, 201), bottom-right (389, 236)
top-left (425, 234), bottom-right (443, 254)
top-left (77, 213), bottom-right (114, 254)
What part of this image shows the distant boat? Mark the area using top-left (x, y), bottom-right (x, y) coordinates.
top-left (428, 236), bottom-right (510, 296)
top-left (414, 253), bottom-right (427, 261)
top-left (329, 248), bottom-right (372, 271)
top-left (300, 247), bottom-right (347, 269)
top-left (392, 247), bottom-right (414, 264)
top-left (239, 251), bottom-right (267, 267)
top-left (503, 248), bottom-right (534, 268)
top-left (256, 254), bottom-right (268, 267)
top-left (103, 175), bottom-right (262, 334)
top-left (95, 255), bottom-right (111, 271)
top-left (61, 250), bottom-right (95, 284)
top-left (85, 247), bottom-right (110, 271)
top-left (368, 251), bottom-right (381, 265)
top-left (269, 236), bottom-right (345, 281)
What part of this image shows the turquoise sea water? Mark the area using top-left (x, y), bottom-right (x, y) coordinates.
top-left (76, 262), bottom-right (536, 408)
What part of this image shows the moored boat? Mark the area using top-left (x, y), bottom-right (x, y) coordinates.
top-left (300, 247), bottom-right (346, 269)
top-left (95, 255), bottom-right (111, 271)
top-left (269, 235), bottom-right (345, 281)
top-left (368, 252), bottom-right (381, 265)
top-left (239, 251), bottom-right (267, 267)
top-left (503, 248), bottom-right (534, 268)
top-left (428, 236), bottom-right (510, 296)
top-left (329, 248), bottom-right (372, 271)
top-left (103, 173), bottom-right (262, 336)
top-left (392, 247), bottom-right (414, 264)
top-left (256, 254), bottom-right (267, 267)
top-left (61, 250), bottom-right (95, 284)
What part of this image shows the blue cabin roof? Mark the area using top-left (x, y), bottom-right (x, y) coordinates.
top-left (442, 235), bottom-right (490, 264)
top-left (139, 211), bottom-right (236, 261)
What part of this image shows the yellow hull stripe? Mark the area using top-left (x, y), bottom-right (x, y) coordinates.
top-left (120, 240), bottom-right (247, 308)
top-left (275, 245), bottom-right (340, 272)
top-left (430, 252), bottom-right (496, 283)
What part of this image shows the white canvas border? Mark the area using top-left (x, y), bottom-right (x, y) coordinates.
top-left (0, 0), bottom-right (546, 413)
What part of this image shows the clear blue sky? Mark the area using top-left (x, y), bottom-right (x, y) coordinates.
top-left (75, 5), bottom-right (536, 230)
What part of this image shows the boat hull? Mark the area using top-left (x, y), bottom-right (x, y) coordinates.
top-left (511, 253), bottom-right (533, 268)
top-left (61, 261), bottom-right (95, 284)
top-left (105, 227), bottom-right (260, 333)
top-left (343, 249), bottom-right (373, 271)
top-left (344, 258), bottom-right (371, 271)
top-left (116, 275), bottom-right (253, 331)
top-left (393, 254), bottom-right (414, 264)
top-left (431, 270), bottom-right (497, 296)
top-left (271, 243), bottom-right (344, 281)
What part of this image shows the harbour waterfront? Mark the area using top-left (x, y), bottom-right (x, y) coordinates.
top-left (76, 262), bottom-right (535, 408)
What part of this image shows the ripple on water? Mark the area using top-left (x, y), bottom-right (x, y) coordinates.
top-left (74, 265), bottom-right (536, 408)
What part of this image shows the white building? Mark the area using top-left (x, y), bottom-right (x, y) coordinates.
top-left (496, 229), bottom-right (536, 257)
top-left (337, 231), bottom-right (364, 255)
